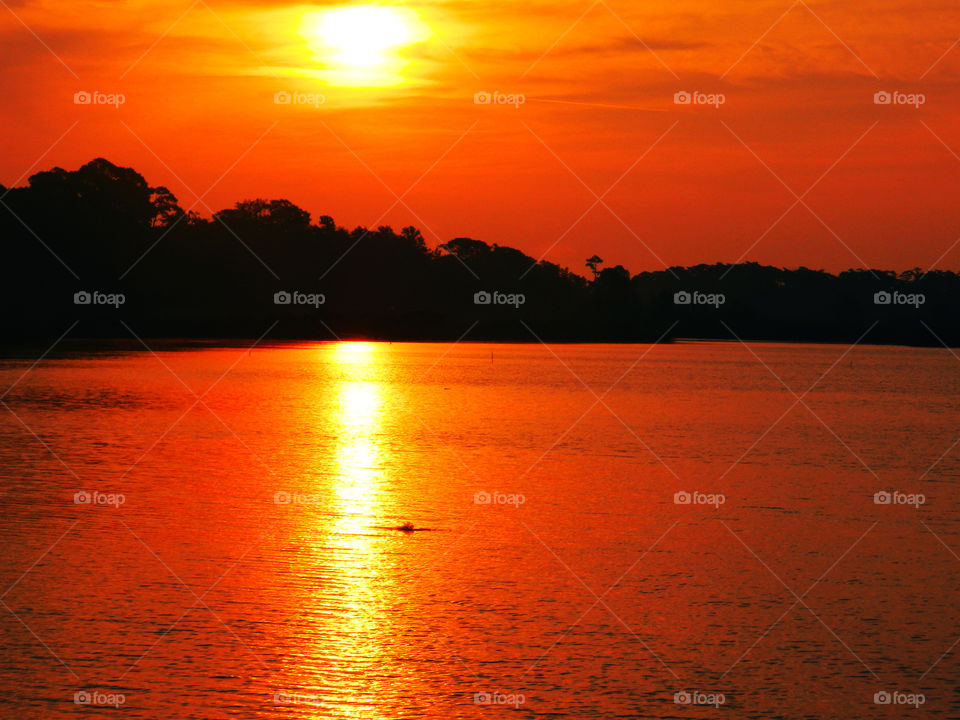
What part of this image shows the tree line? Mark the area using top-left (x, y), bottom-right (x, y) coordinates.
top-left (1, 158), bottom-right (957, 346)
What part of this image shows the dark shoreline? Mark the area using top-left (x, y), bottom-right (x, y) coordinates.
top-left (4, 159), bottom-right (959, 351)
top-left (2, 334), bottom-right (957, 360)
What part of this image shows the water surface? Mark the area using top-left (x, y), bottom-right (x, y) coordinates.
top-left (1, 341), bottom-right (958, 718)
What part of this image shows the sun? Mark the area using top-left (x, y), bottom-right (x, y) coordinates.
top-left (312, 6), bottom-right (411, 67)
top-left (299, 5), bottom-right (430, 86)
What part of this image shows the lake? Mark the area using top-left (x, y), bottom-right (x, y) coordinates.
top-left (1, 340), bottom-right (958, 718)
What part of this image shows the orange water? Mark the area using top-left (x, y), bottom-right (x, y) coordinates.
top-left (1, 341), bottom-right (958, 718)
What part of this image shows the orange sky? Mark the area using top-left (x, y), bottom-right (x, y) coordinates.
top-left (2, 0), bottom-right (960, 273)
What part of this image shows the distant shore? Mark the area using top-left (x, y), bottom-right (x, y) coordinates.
top-left (3, 334), bottom-right (958, 361)
top-left (4, 159), bottom-right (958, 349)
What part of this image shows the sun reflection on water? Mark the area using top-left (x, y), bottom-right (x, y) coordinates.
top-left (329, 343), bottom-right (393, 718)
top-left (334, 341), bottom-right (379, 363)
top-left (333, 381), bottom-right (382, 535)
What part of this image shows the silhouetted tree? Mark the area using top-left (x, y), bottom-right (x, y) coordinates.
top-left (586, 254), bottom-right (604, 280)
top-left (1, 158), bottom-right (958, 346)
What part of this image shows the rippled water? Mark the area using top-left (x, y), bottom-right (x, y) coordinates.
top-left (1, 341), bottom-right (959, 718)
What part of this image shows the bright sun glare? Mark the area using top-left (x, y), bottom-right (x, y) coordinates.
top-left (299, 5), bottom-right (429, 85)
top-left (318, 6), bottom-right (410, 66)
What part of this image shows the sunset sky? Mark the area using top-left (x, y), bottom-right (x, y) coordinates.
top-left (2, 0), bottom-right (959, 273)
